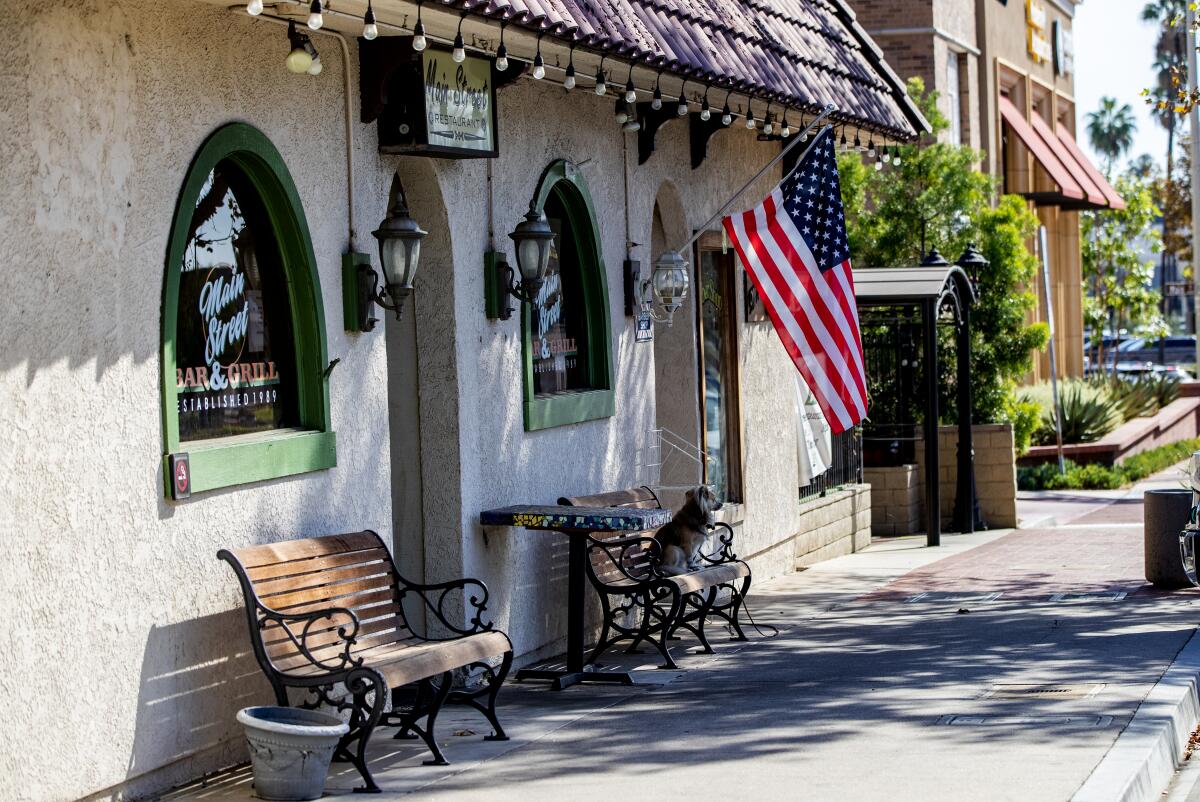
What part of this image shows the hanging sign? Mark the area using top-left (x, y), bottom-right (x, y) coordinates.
top-left (375, 45), bottom-right (498, 158)
top-left (636, 307), bottom-right (654, 342)
top-left (1026, 0), bottom-right (1051, 64)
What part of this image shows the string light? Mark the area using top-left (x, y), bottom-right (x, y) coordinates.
top-left (452, 15), bottom-right (466, 63)
top-left (700, 86), bottom-right (711, 121)
top-left (285, 21), bottom-right (313, 73)
top-left (563, 46), bottom-right (576, 90)
top-left (412, 3), bottom-right (427, 51)
top-left (246, 0), bottom-right (263, 15)
top-left (615, 99), bottom-right (629, 125)
top-left (363, 1), bottom-right (378, 40)
top-left (867, 135), bottom-right (876, 158)
top-left (840, 128), bottom-right (848, 150)
top-left (676, 80), bottom-right (688, 116)
top-left (307, 0), bottom-right (323, 30)
top-left (532, 35), bottom-right (545, 78)
top-left (495, 23), bottom-right (508, 71)
top-left (306, 40), bottom-right (322, 75)
top-left (651, 72), bottom-right (663, 110)
top-left (721, 95), bottom-right (733, 126)
top-left (594, 57), bottom-right (607, 96)
top-left (893, 146), bottom-right (903, 167)
top-left (745, 104), bottom-right (756, 129)
top-left (624, 64), bottom-right (636, 102)
top-left (882, 143), bottom-right (892, 164)
top-left (762, 103), bottom-right (774, 135)
top-left (800, 115), bottom-right (809, 142)
top-left (853, 132), bottom-right (862, 150)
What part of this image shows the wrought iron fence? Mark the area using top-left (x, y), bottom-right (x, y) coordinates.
top-left (799, 426), bottom-right (863, 502)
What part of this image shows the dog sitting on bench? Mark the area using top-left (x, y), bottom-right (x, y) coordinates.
top-left (653, 485), bottom-right (723, 575)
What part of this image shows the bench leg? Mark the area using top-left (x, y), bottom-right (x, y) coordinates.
top-left (387, 672), bottom-right (453, 766)
top-left (447, 652), bottom-right (513, 741)
top-left (646, 588), bottom-right (682, 670)
top-left (334, 667), bottom-right (386, 794)
top-left (728, 574), bottom-right (751, 641)
top-left (667, 588), bottom-right (717, 654)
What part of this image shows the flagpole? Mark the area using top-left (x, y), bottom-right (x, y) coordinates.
top-left (675, 103), bottom-right (838, 256)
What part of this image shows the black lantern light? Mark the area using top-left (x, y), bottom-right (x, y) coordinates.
top-left (504, 201), bottom-right (556, 304)
top-left (359, 173), bottom-right (426, 328)
top-left (956, 243), bottom-right (988, 294)
top-left (920, 247), bottom-right (949, 267)
top-left (640, 250), bottom-right (691, 326)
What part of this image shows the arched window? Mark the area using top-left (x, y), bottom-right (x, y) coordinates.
top-left (522, 160), bottom-right (614, 431)
top-left (161, 123), bottom-right (334, 496)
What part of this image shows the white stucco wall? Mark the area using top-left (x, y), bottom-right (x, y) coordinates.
top-left (0, 2), bottom-right (392, 799)
top-left (1, 1), bottom-right (863, 799)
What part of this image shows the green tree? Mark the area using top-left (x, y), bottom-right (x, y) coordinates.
top-left (839, 78), bottom-right (1048, 427)
top-left (1086, 97), bottom-right (1138, 176)
top-left (1083, 174), bottom-right (1168, 370)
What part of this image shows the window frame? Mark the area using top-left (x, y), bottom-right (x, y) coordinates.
top-left (160, 122), bottom-right (335, 497)
top-left (521, 160), bottom-right (615, 431)
top-left (694, 232), bottom-right (744, 502)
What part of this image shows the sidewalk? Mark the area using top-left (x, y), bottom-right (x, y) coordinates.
top-left (170, 484), bottom-right (1200, 802)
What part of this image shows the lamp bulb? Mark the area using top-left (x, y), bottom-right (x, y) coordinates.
top-left (363, 22), bottom-right (379, 40)
top-left (701, 108), bottom-right (711, 121)
top-left (868, 146), bottom-right (876, 158)
top-left (677, 100), bottom-right (688, 116)
top-left (452, 33), bottom-right (466, 63)
top-left (286, 47), bottom-right (312, 74)
top-left (722, 111), bottom-right (732, 126)
top-left (625, 87), bottom-right (637, 103)
top-left (616, 109), bottom-right (628, 124)
top-left (746, 115), bottom-right (756, 129)
top-left (651, 94), bottom-right (662, 111)
top-left (875, 160), bottom-right (883, 171)
top-left (563, 64), bottom-right (576, 90)
top-left (594, 73), bottom-right (607, 96)
top-left (533, 62), bottom-right (545, 79)
top-left (307, 0), bottom-right (323, 30)
top-left (412, 21), bottom-right (427, 51)
top-left (781, 124), bottom-right (790, 138)
top-left (247, 0), bottom-right (263, 15)
top-left (496, 44), bottom-right (508, 72)
top-left (308, 55), bottom-right (323, 75)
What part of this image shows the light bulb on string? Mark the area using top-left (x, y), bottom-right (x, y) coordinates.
top-left (563, 48), bottom-right (576, 90)
top-left (495, 23), bottom-right (508, 71)
top-left (762, 103), bottom-right (773, 135)
top-left (307, 0), bottom-right (323, 30)
top-left (651, 73), bottom-right (663, 110)
top-left (532, 35), bottom-right (545, 79)
top-left (867, 136), bottom-right (876, 158)
top-left (285, 21), bottom-right (313, 73)
top-left (247, 0), bottom-right (263, 16)
top-left (780, 112), bottom-right (790, 138)
top-left (700, 91), bottom-right (711, 121)
top-left (452, 16), bottom-right (466, 63)
top-left (363, 2), bottom-right (378, 40)
top-left (853, 132), bottom-right (862, 151)
top-left (892, 146), bottom-right (902, 167)
top-left (875, 158), bottom-right (883, 171)
top-left (624, 64), bottom-right (636, 103)
top-left (412, 4), bottom-right (427, 51)
top-left (800, 116), bottom-right (809, 141)
top-left (676, 81), bottom-right (688, 116)
top-left (840, 128), bottom-right (848, 150)
top-left (745, 106), bottom-right (756, 129)
top-left (721, 96), bottom-right (733, 126)
top-left (594, 58), bottom-right (607, 96)
top-left (882, 143), bottom-right (892, 164)
top-left (615, 99), bottom-right (629, 125)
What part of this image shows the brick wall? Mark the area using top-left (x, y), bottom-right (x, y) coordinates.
top-left (793, 484), bottom-right (873, 567)
top-left (916, 423), bottom-right (1019, 530)
top-left (863, 465), bottom-right (922, 536)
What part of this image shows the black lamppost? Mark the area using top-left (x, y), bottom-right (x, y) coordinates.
top-left (956, 243), bottom-right (988, 296)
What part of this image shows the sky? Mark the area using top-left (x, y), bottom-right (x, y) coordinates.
top-left (1073, 0), bottom-right (1170, 171)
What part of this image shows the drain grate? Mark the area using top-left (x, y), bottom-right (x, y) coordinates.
top-left (937, 714), bottom-right (1113, 727)
top-left (1048, 592), bottom-right (1128, 602)
top-left (983, 683), bottom-right (1105, 699)
top-left (905, 591), bottom-right (1004, 604)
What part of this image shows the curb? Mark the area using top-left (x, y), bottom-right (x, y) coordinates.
top-left (1017, 515), bottom-right (1058, 530)
top-left (1072, 628), bottom-right (1200, 802)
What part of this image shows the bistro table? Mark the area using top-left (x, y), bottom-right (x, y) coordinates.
top-left (480, 504), bottom-right (673, 690)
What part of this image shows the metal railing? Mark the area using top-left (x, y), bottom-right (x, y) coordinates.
top-left (799, 427), bottom-right (864, 502)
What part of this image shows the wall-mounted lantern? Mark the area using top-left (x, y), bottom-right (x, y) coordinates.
top-left (640, 250), bottom-right (690, 327)
top-left (355, 173), bottom-right (426, 329)
top-left (488, 202), bottom-right (556, 321)
top-left (955, 243), bottom-right (988, 295)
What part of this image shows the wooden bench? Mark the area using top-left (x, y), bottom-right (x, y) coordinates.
top-left (218, 531), bottom-right (513, 793)
top-left (558, 487), bottom-right (751, 670)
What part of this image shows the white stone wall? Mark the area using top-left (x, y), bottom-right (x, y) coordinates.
top-left (1, 1), bottom-right (867, 798)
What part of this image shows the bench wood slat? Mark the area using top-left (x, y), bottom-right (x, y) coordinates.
top-left (274, 587), bottom-right (399, 617)
top-left (231, 531), bottom-right (385, 569)
top-left (265, 574), bottom-right (398, 611)
top-left (245, 548), bottom-right (392, 582)
top-left (256, 561), bottom-right (394, 598)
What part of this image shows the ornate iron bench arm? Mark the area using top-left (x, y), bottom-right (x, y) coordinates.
top-left (255, 603), bottom-right (363, 676)
top-left (697, 522), bottom-right (739, 564)
top-left (586, 533), bottom-right (668, 584)
top-left (398, 577), bottom-right (495, 638)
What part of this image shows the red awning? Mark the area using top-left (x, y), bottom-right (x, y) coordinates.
top-left (1029, 113), bottom-right (1107, 207)
top-left (998, 96), bottom-right (1085, 202)
top-left (1055, 127), bottom-right (1127, 210)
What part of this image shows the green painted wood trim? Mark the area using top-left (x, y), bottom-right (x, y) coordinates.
top-left (524, 390), bottom-right (616, 431)
top-left (163, 431), bottom-right (338, 495)
top-left (342, 251), bottom-right (371, 332)
top-left (161, 122), bottom-right (333, 496)
top-left (521, 160), bottom-right (615, 432)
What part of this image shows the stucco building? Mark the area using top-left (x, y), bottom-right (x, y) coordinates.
top-left (1, 0), bottom-right (926, 799)
top-left (850, 0), bottom-right (1123, 379)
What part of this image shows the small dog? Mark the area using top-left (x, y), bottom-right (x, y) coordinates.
top-left (653, 485), bottom-right (723, 575)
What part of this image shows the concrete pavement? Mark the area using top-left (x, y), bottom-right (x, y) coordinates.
top-left (169, 478), bottom-right (1200, 802)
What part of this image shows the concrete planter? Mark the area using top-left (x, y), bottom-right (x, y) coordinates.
top-left (1145, 489), bottom-right (1195, 588)
top-left (237, 706), bottom-right (349, 801)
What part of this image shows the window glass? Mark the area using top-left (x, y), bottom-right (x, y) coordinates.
top-left (531, 191), bottom-right (591, 395)
top-left (699, 247), bottom-right (740, 501)
top-left (175, 161), bottom-right (298, 441)
top-left (946, 53), bottom-right (962, 146)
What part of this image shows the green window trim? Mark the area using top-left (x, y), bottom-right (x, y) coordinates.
top-left (160, 122), bottom-right (335, 497)
top-left (521, 160), bottom-right (615, 431)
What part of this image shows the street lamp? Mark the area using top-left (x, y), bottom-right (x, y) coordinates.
top-left (920, 247), bottom-right (949, 267)
top-left (956, 243), bottom-right (988, 296)
top-left (360, 173), bottom-right (426, 327)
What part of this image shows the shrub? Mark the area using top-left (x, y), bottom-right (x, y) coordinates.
top-left (1087, 373), bottom-right (1181, 422)
top-left (1005, 395), bottom-right (1042, 456)
top-left (1016, 436), bottom-right (1200, 490)
top-left (1023, 381), bottom-right (1121, 445)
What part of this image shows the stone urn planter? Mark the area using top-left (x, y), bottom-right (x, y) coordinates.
top-left (237, 706), bottom-right (349, 801)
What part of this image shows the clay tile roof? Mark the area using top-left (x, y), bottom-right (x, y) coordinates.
top-left (437, 0), bottom-right (927, 139)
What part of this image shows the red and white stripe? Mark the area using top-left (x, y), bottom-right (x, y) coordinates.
top-left (723, 189), bottom-right (867, 433)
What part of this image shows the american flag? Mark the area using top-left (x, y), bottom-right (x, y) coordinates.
top-left (722, 127), bottom-right (867, 433)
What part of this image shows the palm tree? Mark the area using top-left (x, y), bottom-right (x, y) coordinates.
top-left (1127, 153), bottom-right (1158, 179)
top-left (1086, 97), bottom-right (1138, 176)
